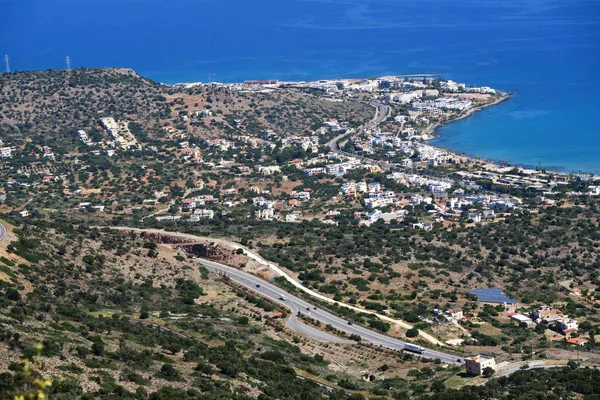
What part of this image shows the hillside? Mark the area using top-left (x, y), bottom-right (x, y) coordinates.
top-left (0, 68), bottom-right (371, 147)
top-left (0, 219), bottom-right (480, 399)
top-left (0, 220), bottom-right (362, 399)
top-left (1, 68), bottom-right (599, 398)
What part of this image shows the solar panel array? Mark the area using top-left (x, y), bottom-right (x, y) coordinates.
top-left (469, 287), bottom-right (516, 304)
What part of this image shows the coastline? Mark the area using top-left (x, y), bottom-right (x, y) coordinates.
top-left (420, 92), bottom-right (551, 173)
top-left (422, 94), bottom-right (585, 176)
top-left (15, 66), bottom-right (586, 175)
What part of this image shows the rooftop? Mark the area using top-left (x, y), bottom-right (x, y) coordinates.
top-left (467, 354), bottom-right (495, 362)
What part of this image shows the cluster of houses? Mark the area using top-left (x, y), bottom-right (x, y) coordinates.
top-left (205, 138), bottom-right (234, 152)
top-left (412, 97), bottom-right (472, 115)
top-left (179, 109), bottom-right (213, 122)
top-left (508, 305), bottom-right (582, 340)
top-left (333, 174), bottom-right (522, 228)
top-left (0, 142), bottom-right (55, 161)
top-left (252, 189), bottom-right (311, 222)
top-left (358, 131), bottom-right (460, 166)
top-left (567, 184), bottom-right (600, 197)
top-left (181, 195), bottom-right (216, 210)
top-left (455, 170), bottom-right (565, 193)
top-left (283, 135), bottom-right (320, 154)
top-left (6, 171), bottom-right (66, 190)
top-left (99, 117), bottom-right (140, 150)
top-left (294, 75), bottom-right (498, 98)
top-left (178, 142), bottom-right (204, 163)
top-left (302, 155), bottom-right (381, 177)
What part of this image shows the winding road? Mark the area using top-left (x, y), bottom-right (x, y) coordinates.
top-left (197, 258), bottom-right (462, 365)
top-left (326, 100), bottom-right (395, 167)
top-left (109, 226), bottom-right (444, 346)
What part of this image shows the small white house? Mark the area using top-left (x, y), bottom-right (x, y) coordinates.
top-left (447, 308), bottom-right (464, 321)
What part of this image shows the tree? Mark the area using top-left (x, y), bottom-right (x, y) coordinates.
top-left (431, 380), bottom-right (446, 392)
top-left (158, 364), bottom-right (181, 381)
top-left (406, 328), bottom-right (419, 338)
top-left (163, 342), bottom-right (181, 355)
top-left (139, 308), bottom-right (149, 319)
top-left (195, 361), bottom-right (215, 375)
top-left (6, 289), bottom-right (20, 302)
top-left (482, 366), bottom-right (495, 378)
top-left (91, 342), bottom-right (104, 356)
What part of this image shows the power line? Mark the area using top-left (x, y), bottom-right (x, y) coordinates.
top-left (4, 54), bottom-right (9, 73)
top-left (65, 55), bottom-right (71, 70)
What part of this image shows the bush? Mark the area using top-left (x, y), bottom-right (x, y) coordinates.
top-left (158, 364), bottom-right (182, 381)
top-left (406, 328), bottom-right (419, 338)
top-left (259, 350), bottom-right (286, 364)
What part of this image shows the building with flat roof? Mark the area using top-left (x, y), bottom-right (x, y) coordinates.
top-left (509, 313), bottom-right (534, 326)
top-left (465, 355), bottom-right (496, 376)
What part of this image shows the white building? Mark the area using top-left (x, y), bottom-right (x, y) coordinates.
top-left (156, 215), bottom-right (182, 222)
top-left (557, 318), bottom-right (579, 332)
top-left (258, 165), bottom-right (281, 175)
top-left (510, 314), bottom-right (534, 326)
top-left (465, 355), bottom-right (496, 376)
top-left (257, 208), bottom-right (275, 221)
top-left (193, 209), bottom-right (214, 220)
top-left (285, 213), bottom-right (300, 223)
top-left (292, 191), bottom-right (311, 201)
top-left (447, 308), bottom-right (464, 321)
top-left (77, 130), bottom-right (93, 145)
top-left (0, 147), bottom-right (14, 158)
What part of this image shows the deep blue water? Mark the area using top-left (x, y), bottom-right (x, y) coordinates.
top-left (2, 0), bottom-right (599, 172)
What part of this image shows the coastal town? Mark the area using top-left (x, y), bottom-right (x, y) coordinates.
top-left (1, 68), bottom-right (600, 398)
top-left (1, 73), bottom-right (596, 231)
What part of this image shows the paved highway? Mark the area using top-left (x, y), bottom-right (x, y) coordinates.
top-left (197, 258), bottom-right (462, 365)
top-left (327, 101), bottom-right (395, 168)
top-left (0, 221), bottom-right (7, 242)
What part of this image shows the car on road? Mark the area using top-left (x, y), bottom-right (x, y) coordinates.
top-left (347, 321), bottom-right (353, 325)
top-left (279, 295), bottom-right (286, 301)
top-left (256, 284), bottom-right (260, 288)
top-left (313, 307), bottom-right (317, 310)
top-left (306, 307), bottom-right (311, 311)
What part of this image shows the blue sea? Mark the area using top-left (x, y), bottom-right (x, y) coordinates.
top-left (2, 0), bottom-right (599, 173)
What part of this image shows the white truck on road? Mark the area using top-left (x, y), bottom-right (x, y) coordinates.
top-left (404, 343), bottom-right (425, 354)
